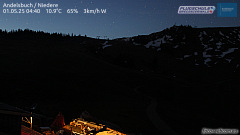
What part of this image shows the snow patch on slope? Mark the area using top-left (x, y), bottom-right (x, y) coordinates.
top-left (203, 51), bottom-right (212, 58)
top-left (204, 58), bottom-right (211, 65)
top-left (184, 55), bottom-right (191, 58)
top-left (220, 48), bottom-right (238, 58)
top-left (145, 37), bottom-right (165, 48)
top-left (102, 41), bottom-right (112, 49)
top-left (219, 31), bottom-right (224, 36)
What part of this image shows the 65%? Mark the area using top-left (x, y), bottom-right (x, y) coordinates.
top-left (67, 9), bottom-right (79, 14)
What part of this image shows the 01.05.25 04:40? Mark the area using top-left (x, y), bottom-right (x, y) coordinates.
top-left (2, 8), bottom-right (40, 14)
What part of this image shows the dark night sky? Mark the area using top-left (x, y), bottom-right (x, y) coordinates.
top-left (0, 0), bottom-right (239, 39)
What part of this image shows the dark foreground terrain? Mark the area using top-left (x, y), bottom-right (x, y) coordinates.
top-left (0, 26), bottom-right (240, 134)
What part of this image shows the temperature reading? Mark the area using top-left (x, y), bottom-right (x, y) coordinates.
top-left (46, 8), bottom-right (62, 14)
top-left (67, 9), bottom-right (79, 14)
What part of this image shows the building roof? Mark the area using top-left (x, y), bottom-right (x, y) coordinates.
top-left (96, 130), bottom-right (126, 135)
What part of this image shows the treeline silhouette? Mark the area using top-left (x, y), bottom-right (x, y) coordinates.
top-left (0, 29), bottom-right (90, 41)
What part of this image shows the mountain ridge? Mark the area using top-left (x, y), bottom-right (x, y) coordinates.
top-left (1, 25), bottom-right (240, 83)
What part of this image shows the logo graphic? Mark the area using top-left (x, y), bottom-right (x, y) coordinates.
top-left (217, 3), bottom-right (237, 17)
top-left (178, 6), bottom-right (216, 14)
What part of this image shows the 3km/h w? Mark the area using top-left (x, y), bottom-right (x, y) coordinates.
top-left (84, 8), bottom-right (107, 14)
